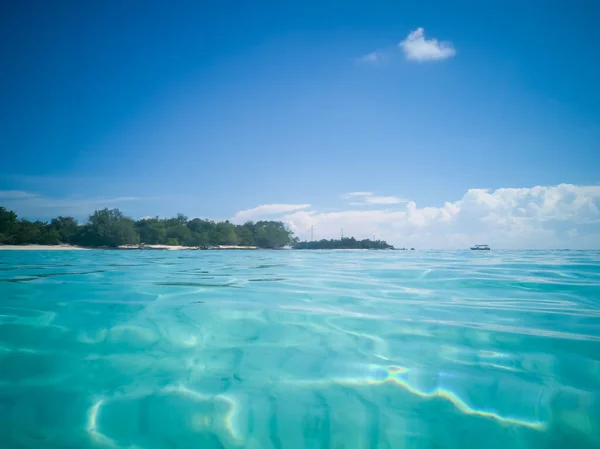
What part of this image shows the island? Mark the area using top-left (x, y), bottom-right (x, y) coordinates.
top-left (1, 206), bottom-right (397, 250)
top-left (293, 237), bottom-right (394, 250)
top-left (0, 207), bottom-right (294, 249)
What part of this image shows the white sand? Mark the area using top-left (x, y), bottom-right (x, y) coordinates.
top-left (0, 244), bottom-right (89, 250)
top-left (137, 245), bottom-right (198, 250)
top-left (119, 244), bottom-right (259, 250)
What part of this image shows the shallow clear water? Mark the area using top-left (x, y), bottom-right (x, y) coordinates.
top-left (0, 250), bottom-right (599, 449)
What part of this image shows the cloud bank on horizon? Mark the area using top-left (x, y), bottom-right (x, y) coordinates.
top-left (232, 184), bottom-right (600, 249)
top-left (2, 183), bottom-right (599, 249)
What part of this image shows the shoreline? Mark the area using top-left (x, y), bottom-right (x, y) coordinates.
top-left (0, 244), bottom-right (90, 251)
top-left (118, 244), bottom-right (259, 250)
top-left (0, 245), bottom-right (398, 251)
top-left (0, 244), bottom-right (260, 251)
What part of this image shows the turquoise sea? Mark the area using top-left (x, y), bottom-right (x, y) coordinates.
top-left (0, 249), bottom-right (599, 449)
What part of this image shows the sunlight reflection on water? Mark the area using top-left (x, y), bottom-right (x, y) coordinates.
top-left (0, 249), bottom-right (599, 448)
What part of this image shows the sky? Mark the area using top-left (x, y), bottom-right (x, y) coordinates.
top-left (1, 0), bottom-right (599, 248)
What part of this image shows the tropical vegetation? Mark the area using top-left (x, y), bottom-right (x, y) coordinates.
top-left (0, 206), bottom-right (296, 249)
top-left (1, 206), bottom-right (395, 250)
top-left (293, 237), bottom-right (393, 250)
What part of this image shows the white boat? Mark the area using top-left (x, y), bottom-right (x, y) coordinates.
top-left (470, 244), bottom-right (490, 250)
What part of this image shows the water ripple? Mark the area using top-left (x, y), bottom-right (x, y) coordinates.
top-left (0, 249), bottom-right (599, 448)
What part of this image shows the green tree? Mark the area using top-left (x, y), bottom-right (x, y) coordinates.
top-left (187, 218), bottom-right (213, 247)
top-left (78, 208), bottom-right (139, 247)
top-left (0, 207), bottom-right (19, 243)
top-left (215, 221), bottom-right (238, 245)
top-left (136, 217), bottom-right (166, 244)
top-left (253, 221), bottom-right (294, 248)
top-left (166, 224), bottom-right (192, 246)
top-left (14, 219), bottom-right (42, 244)
top-left (50, 216), bottom-right (79, 243)
top-left (235, 222), bottom-right (255, 246)
top-left (39, 227), bottom-right (61, 245)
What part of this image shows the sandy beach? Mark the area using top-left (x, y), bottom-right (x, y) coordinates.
top-left (119, 244), bottom-right (259, 250)
top-left (0, 244), bottom-right (89, 250)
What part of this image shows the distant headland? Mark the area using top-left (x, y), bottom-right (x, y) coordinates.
top-left (293, 237), bottom-right (393, 250)
top-left (0, 206), bottom-right (395, 250)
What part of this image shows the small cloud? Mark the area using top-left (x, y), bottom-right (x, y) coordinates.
top-left (364, 195), bottom-right (405, 205)
top-left (342, 192), bottom-right (373, 199)
top-left (0, 190), bottom-right (38, 200)
top-left (343, 191), bottom-right (405, 205)
top-left (399, 27), bottom-right (456, 62)
top-left (232, 203), bottom-right (311, 222)
top-left (356, 51), bottom-right (388, 65)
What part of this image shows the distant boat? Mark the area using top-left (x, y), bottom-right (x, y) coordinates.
top-left (470, 244), bottom-right (490, 251)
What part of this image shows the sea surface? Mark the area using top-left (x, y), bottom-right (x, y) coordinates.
top-left (0, 250), bottom-right (599, 449)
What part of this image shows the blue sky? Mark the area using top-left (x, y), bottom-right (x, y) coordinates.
top-left (1, 1), bottom-right (599, 247)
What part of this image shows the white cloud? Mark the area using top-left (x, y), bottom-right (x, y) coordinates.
top-left (232, 203), bottom-right (311, 222)
top-left (356, 51), bottom-right (388, 65)
top-left (6, 185), bottom-right (599, 249)
top-left (399, 27), bottom-right (456, 62)
top-left (343, 192), bottom-right (373, 198)
top-left (343, 191), bottom-right (405, 205)
top-left (0, 190), bottom-right (39, 199)
top-left (363, 196), bottom-right (405, 205)
top-left (235, 184), bottom-right (600, 249)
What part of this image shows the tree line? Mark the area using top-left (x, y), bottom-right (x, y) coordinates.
top-left (0, 206), bottom-right (296, 249)
top-left (293, 237), bottom-right (394, 250)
